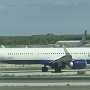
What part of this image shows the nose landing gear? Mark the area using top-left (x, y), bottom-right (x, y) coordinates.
top-left (42, 65), bottom-right (48, 72)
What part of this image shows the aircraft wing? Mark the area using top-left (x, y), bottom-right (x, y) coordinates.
top-left (51, 45), bottom-right (72, 67)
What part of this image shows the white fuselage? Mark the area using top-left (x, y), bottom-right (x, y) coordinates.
top-left (55, 40), bottom-right (87, 47)
top-left (0, 48), bottom-right (90, 61)
top-left (56, 41), bottom-right (80, 43)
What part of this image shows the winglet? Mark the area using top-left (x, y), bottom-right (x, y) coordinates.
top-left (26, 46), bottom-right (28, 48)
top-left (62, 45), bottom-right (70, 55)
top-left (1, 45), bottom-right (5, 48)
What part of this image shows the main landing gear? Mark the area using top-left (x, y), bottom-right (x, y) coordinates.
top-left (54, 67), bottom-right (61, 72)
top-left (41, 66), bottom-right (61, 72)
top-left (42, 65), bottom-right (48, 72)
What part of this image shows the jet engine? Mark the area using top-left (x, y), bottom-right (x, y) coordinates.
top-left (70, 60), bottom-right (87, 69)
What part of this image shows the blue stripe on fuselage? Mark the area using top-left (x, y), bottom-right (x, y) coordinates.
top-left (0, 60), bottom-right (90, 64)
top-left (0, 60), bottom-right (53, 64)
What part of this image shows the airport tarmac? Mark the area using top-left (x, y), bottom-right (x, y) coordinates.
top-left (0, 86), bottom-right (90, 90)
top-left (0, 77), bottom-right (90, 86)
top-left (0, 64), bottom-right (43, 68)
top-left (0, 69), bottom-right (89, 86)
top-left (0, 77), bottom-right (90, 83)
top-left (0, 69), bottom-right (89, 76)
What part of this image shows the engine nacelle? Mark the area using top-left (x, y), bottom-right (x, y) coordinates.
top-left (70, 60), bottom-right (87, 69)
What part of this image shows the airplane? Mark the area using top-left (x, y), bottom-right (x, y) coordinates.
top-left (0, 45), bottom-right (89, 72)
top-left (55, 30), bottom-right (87, 47)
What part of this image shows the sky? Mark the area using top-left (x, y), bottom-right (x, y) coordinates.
top-left (0, 0), bottom-right (90, 36)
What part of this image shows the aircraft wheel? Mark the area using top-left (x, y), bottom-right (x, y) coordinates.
top-left (55, 67), bottom-right (61, 72)
top-left (42, 67), bottom-right (48, 72)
